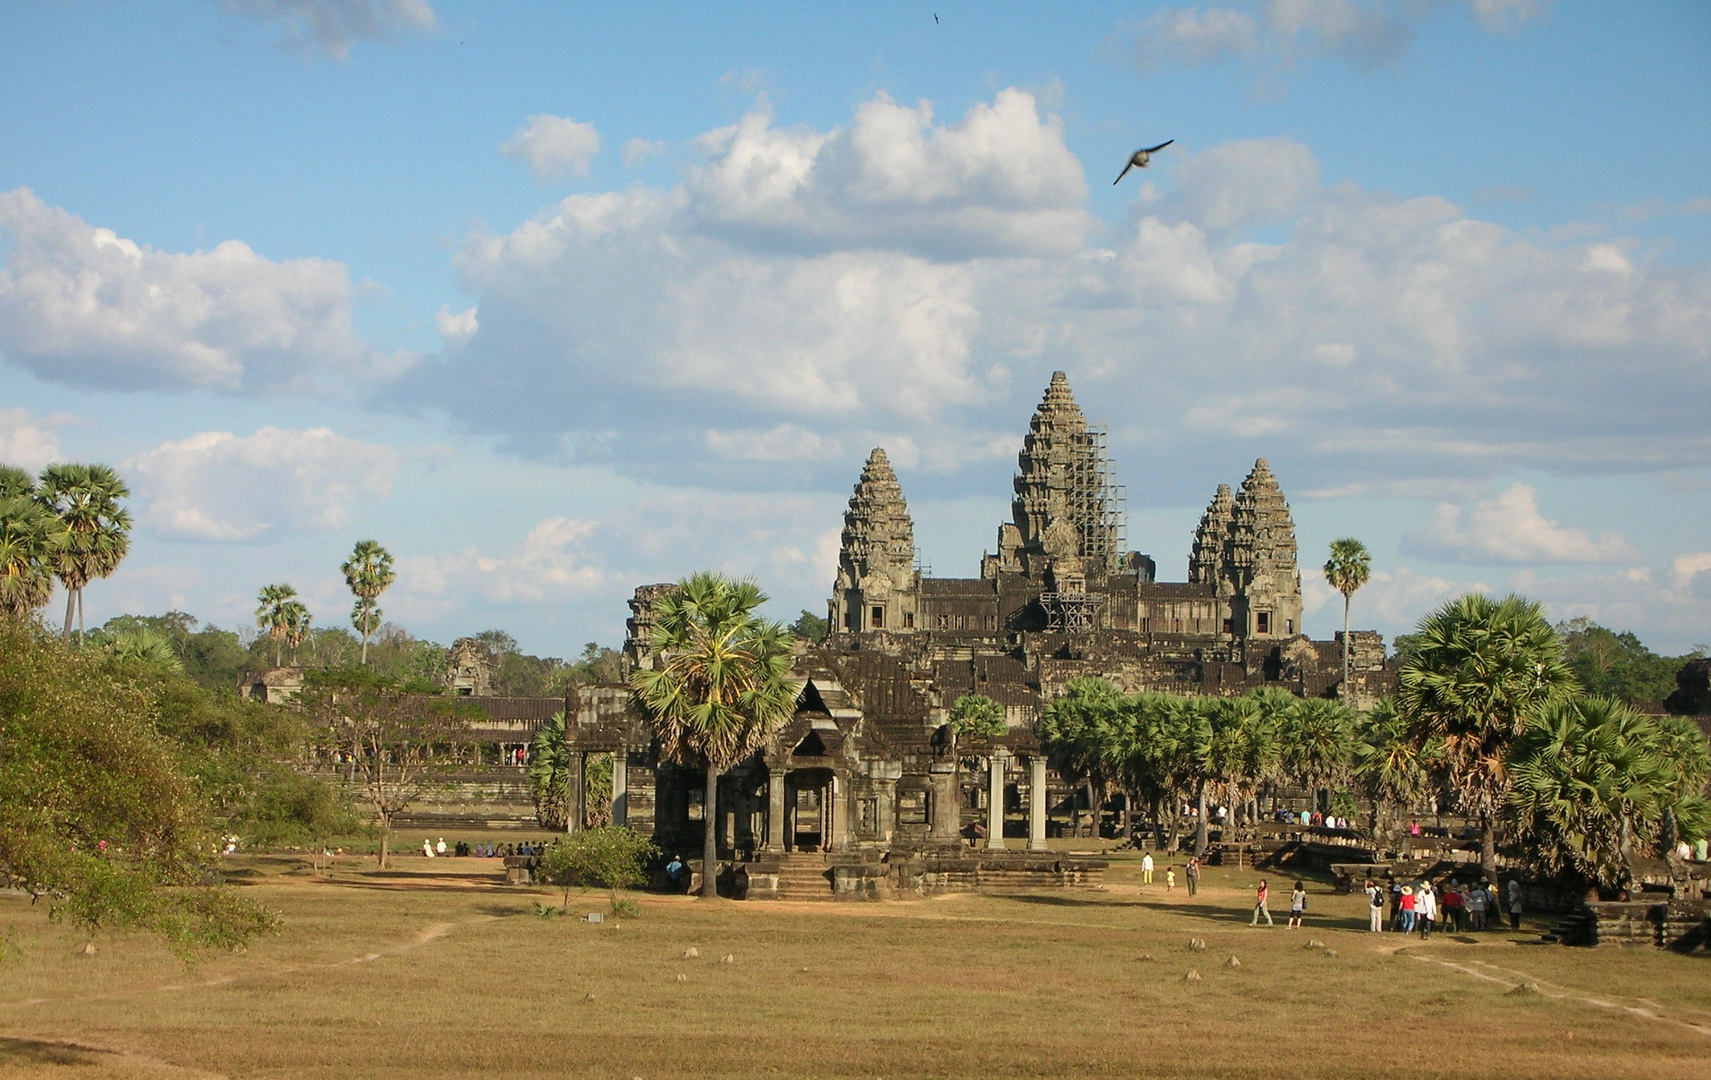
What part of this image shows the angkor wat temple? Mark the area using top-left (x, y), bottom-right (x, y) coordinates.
top-left (544, 372), bottom-right (1396, 897)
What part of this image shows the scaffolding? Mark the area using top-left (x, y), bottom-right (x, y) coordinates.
top-left (1068, 422), bottom-right (1127, 570)
top-left (1040, 590), bottom-right (1104, 633)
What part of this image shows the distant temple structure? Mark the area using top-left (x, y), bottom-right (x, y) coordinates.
top-left (543, 371), bottom-right (1396, 898)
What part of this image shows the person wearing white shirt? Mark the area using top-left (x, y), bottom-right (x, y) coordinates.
top-left (1141, 851), bottom-right (1154, 885)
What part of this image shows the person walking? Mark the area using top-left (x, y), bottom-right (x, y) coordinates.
top-left (1251, 879), bottom-right (1274, 926)
top-left (1365, 878), bottom-right (1385, 933)
top-left (1399, 885), bottom-right (1416, 933)
top-left (1287, 881), bottom-right (1308, 928)
top-left (1185, 857), bottom-right (1200, 897)
top-left (1467, 881), bottom-right (1487, 931)
top-left (1141, 851), bottom-right (1154, 885)
top-left (1416, 882), bottom-right (1437, 939)
top-left (1166, 866), bottom-right (1176, 892)
top-left (1507, 879), bottom-right (1524, 931)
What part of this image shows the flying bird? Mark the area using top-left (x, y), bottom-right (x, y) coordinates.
top-left (1113, 140), bottom-right (1174, 185)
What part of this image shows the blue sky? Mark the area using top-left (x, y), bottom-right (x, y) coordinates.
top-left (2, 0), bottom-right (1708, 657)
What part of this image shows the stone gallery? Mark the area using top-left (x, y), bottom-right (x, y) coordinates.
top-left (550, 372), bottom-right (1395, 899)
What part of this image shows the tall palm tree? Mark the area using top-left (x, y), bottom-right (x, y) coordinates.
top-left (1037, 678), bottom-right (1125, 838)
top-left (528, 711), bottom-right (572, 831)
top-left (0, 494), bottom-right (65, 621)
top-left (0, 465), bottom-right (36, 499)
top-left (630, 572), bottom-right (796, 899)
top-left (282, 599), bottom-right (312, 665)
top-left (37, 463), bottom-right (132, 643)
top-left (256, 583), bottom-right (300, 667)
top-left (340, 540), bottom-right (396, 666)
top-left (1275, 694), bottom-right (1358, 814)
top-left (1398, 592), bottom-right (1578, 881)
top-left (1323, 538), bottom-right (1372, 699)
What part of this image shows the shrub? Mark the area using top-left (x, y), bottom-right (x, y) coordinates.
top-left (534, 826), bottom-right (658, 909)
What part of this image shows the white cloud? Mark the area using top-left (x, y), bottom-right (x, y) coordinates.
top-left (1404, 482), bottom-right (1638, 563)
top-left (0, 188), bottom-right (380, 394)
top-left (127, 427), bottom-right (398, 541)
top-left (397, 99), bottom-right (1711, 501)
top-left (215, 0), bottom-right (436, 61)
top-left (1128, 2), bottom-right (1552, 90)
top-left (1674, 552), bottom-right (1711, 588)
top-left (436, 304), bottom-right (478, 344)
top-left (500, 115), bottom-right (602, 182)
top-left (705, 424), bottom-right (841, 463)
top-left (403, 517), bottom-right (606, 606)
top-left (0, 406), bottom-right (74, 472)
top-left (622, 138), bottom-right (666, 169)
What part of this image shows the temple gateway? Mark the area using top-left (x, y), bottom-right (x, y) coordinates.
top-left (559, 372), bottom-right (1395, 899)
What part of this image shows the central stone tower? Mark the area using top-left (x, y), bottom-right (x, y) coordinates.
top-left (830, 448), bottom-right (919, 633)
top-left (995, 372), bottom-right (1123, 582)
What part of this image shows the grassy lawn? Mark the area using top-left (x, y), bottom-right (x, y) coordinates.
top-left (2, 851), bottom-right (1708, 1079)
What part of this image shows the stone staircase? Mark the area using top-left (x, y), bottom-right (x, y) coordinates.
top-left (772, 853), bottom-right (836, 901)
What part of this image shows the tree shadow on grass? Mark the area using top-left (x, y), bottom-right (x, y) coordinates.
top-left (0, 1037), bottom-right (110, 1067)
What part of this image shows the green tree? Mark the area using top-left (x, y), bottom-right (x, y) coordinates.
top-left (1322, 537), bottom-right (1372, 698)
top-left (340, 540), bottom-right (396, 666)
top-left (1274, 693), bottom-right (1358, 813)
top-left (100, 624), bottom-right (185, 673)
top-left (534, 826), bottom-right (658, 911)
top-left (1398, 592), bottom-right (1579, 881)
top-left (305, 670), bottom-right (472, 868)
top-left (1354, 698), bottom-right (1430, 839)
top-left (1555, 618), bottom-right (1685, 705)
top-left (529, 711), bottom-right (572, 831)
top-left (1205, 694), bottom-right (1280, 838)
top-left (947, 693), bottom-right (1008, 839)
top-left (0, 620), bottom-right (279, 954)
top-left (0, 491), bottom-right (64, 622)
top-left (255, 583), bottom-right (302, 668)
top-left (788, 609), bottom-right (829, 642)
top-left (569, 642), bottom-right (623, 685)
top-left (1508, 697), bottom-right (1711, 891)
top-left (629, 573), bottom-right (796, 899)
top-left (1037, 679), bottom-right (1125, 839)
top-left (37, 463), bottom-right (132, 643)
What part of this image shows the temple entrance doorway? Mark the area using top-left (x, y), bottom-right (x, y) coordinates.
top-left (786, 767), bottom-right (833, 852)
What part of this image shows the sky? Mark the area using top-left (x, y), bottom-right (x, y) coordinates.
top-left (2, 0), bottom-right (1709, 658)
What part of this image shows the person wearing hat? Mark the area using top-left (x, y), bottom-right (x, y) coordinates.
top-left (1416, 881), bottom-right (1437, 939)
top-left (1398, 884), bottom-right (1416, 933)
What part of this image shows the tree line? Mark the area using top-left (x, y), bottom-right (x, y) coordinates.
top-left (1027, 593), bottom-right (1710, 893)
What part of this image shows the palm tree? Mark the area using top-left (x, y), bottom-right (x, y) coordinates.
top-left (1275, 694), bottom-right (1358, 814)
top-left (0, 465), bottom-right (35, 499)
top-left (255, 583), bottom-right (300, 668)
top-left (629, 572), bottom-right (796, 899)
top-left (1037, 678), bottom-right (1125, 839)
top-left (1323, 538), bottom-right (1372, 700)
top-left (0, 494), bottom-right (65, 621)
top-left (37, 463), bottom-right (132, 643)
top-left (1354, 698), bottom-right (1430, 840)
top-left (282, 599), bottom-right (312, 665)
top-left (1398, 592), bottom-right (1578, 881)
top-left (1508, 696), bottom-right (1711, 892)
top-left (528, 711), bottom-right (572, 831)
top-left (341, 540), bottom-right (396, 665)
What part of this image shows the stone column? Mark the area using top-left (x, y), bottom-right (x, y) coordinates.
top-left (565, 750), bottom-right (586, 835)
top-left (987, 751), bottom-right (1007, 850)
top-left (928, 762), bottom-right (959, 843)
top-left (830, 773), bottom-right (847, 851)
top-left (1028, 754), bottom-right (1049, 851)
top-left (610, 747), bottom-right (628, 826)
top-left (765, 769), bottom-right (786, 852)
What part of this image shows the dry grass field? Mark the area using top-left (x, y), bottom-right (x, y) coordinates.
top-left (2, 850), bottom-right (1708, 1080)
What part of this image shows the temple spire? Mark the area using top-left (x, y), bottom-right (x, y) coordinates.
top-left (830, 448), bottom-right (917, 634)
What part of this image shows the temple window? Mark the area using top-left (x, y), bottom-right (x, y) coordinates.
top-left (985, 615), bottom-right (997, 631)
top-left (904, 612), bottom-right (915, 629)
top-left (1286, 619), bottom-right (1294, 634)
top-left (1223, 619), bottom-right (1234, 635)
top-left (871, 605), bottom-right (885, 629)
top-left (1257, 612), bottom-right (1271, 634)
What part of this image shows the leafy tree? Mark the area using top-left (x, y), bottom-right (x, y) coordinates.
top-left (1274, 694), bottom-right (1358, 812)
top-left (100, 624), bottom-right (185, 673)
top-left (340, 540), bottom-right (396, 666)
top-left (788, 609), bottom-right (829, 642)
top-left (0, 620), bottom-right (279, 954)
top-left (1398, 592), bottom-right (1579, 881)
top-left (569, 642), bottom-right (623, 685)
top-left (1037, 679), bottom-right (1125, 839)
top-left (1354, 698), bottom-right (1431, 839)
top-left (37, 463), bottom-right (132, 643)
top-left (534, 826), bottom-right (658, 911)
top-left (283, 600), bottom-right (312, 665)
top-left (1204, 694), bottom-right (1280, 838)
top-left (946, 693), bottom-right (1008, 838)
top-left (305, 669), bottom-right (472, 868)
top-left (1323, 537), bottom-right (1372, 697)
top-left (529, 711), bottom-right (572, 830)
top-left (256, 583), bottom-right (302, 668)
top-left (1117, 692), bottom-right (1202, 851)
top-left (0, 492), bottom-right (64, 622)
top-left (0, 464), bottom-right (35, 499)
top-left (1555, 618), bottom-right (1685, 705)
top-left (1508, 696), bottom-right (1711, 891)
top-left (629, 573), bottom-right (795, 899)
